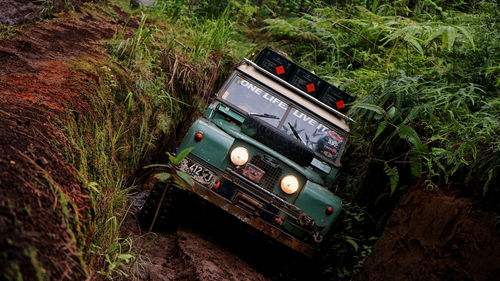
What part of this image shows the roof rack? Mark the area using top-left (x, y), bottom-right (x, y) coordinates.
top-left (255, 48), bottom-right (355, 114)
top-left (240, 53), bottom-right (354, 123)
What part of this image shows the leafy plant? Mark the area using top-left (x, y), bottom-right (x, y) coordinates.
top-left (350, 69), bottom-right (498, 197)
top-left (322, 202), bottom-right (378, 280)
top-left (92, 214), bottom-right (135, 280)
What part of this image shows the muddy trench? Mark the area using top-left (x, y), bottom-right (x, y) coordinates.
top-left (124, 189), bottom-right (318, 281)
top-left (0, 2), bottom-right (318, 280)
top-left (1, 2), bottom-right (499, 281)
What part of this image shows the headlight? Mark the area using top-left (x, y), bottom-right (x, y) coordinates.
top-left (281, 175), bottom-right (299, 194)
top-left (230, 146), bottom-right (249, 166)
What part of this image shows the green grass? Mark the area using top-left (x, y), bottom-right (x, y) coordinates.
top-left (0, 24), bottom-right (19, 39)
top-left (62, 57), bottom-right (139, 279)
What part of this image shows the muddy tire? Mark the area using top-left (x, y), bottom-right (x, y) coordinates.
top-left (138, 182), bottom-right (184, 231)
top-left (242, 116), bottom-right (315, 166)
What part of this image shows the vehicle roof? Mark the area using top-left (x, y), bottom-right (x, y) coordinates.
top-left (236, 59), bottom-right (351, 133)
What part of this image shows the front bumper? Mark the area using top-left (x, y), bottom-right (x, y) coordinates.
top-left (181, 157), bottom-right (320, 257)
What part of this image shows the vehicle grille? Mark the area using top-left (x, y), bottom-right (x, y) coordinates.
top-left (223, 171), bottom-right (301, 219)
top-left (250, 155), bottom-right (282, 191)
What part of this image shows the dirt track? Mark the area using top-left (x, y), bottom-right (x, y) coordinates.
top-left (125, 192), bottom-right (272, 281)
top-left (126, 190), bottom-right (320, 281)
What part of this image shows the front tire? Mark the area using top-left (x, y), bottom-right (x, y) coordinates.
top-left (138, 182), bottom-right (184, 231)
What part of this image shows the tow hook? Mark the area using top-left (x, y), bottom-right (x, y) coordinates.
top-left (298, 213), bottom-right (323, 243)
top-left (298, 212), bottom-right (316, 228)
top-left (313, 232), bottom-right (323, 243)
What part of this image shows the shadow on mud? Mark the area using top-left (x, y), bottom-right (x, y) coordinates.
top-left (177, 195), bottom-right (323, 281)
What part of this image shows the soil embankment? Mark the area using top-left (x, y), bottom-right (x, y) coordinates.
top-left (0, 0), bottom-right (96, 25)
top-left (358, 188), bottom-right (500, 281)
top-left (0, 5), bottom-right (125, 280)
top-left (0, 3), bottom-right (282, 280)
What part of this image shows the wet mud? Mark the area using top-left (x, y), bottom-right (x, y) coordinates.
top-left (125, 190), bottom-right (320, 281)
top-left (358, 188), bottom-right (500, 281)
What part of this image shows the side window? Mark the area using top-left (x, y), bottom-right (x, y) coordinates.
top-left (281, 107), bottom-right (345, 162)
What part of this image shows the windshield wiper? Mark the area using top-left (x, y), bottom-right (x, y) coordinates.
top-left (288, 122), bottom-right (303, 142)
top-left (250, 113), bottom-right (279, 120)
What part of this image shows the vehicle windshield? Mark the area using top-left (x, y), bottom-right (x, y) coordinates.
top-left (222, 75), bottom-right (287, 127)
top-left (220, 74), bottom-right (346, 163)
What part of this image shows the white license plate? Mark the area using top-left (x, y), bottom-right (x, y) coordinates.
top-left (178, 158), bottom-right (217, 186)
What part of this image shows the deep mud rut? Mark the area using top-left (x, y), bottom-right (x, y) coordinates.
top-left (124, 192), bottom-right (273, 281)
top-left (124, 189), bottom-right (320, 281)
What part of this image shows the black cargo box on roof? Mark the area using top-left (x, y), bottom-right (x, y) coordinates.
top-left (255, 47), bottom-right (355, 113)
top-left (288, 66), bottom-right (322, 98)
top-left (255, 48), bottom-right (294, 80)
top-left (319, 83), bottom-right (355, 112)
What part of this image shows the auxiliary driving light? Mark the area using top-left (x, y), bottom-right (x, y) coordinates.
top-left (230, 146), bottom-right (249, 166)
top-left (281, 175), bottom-right (299, 194)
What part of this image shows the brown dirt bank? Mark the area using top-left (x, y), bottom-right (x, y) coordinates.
top-left (0, 0), bottom-right (95, 25)
top-left (357, 187), bottom-right (500, 281)
top-left (0, 5), bottom-right (128, 280)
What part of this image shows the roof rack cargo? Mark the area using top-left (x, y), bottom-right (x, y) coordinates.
top-left (255, 47), bottom-right (355, 113)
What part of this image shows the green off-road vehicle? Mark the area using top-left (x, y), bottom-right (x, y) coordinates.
top-left (139, 48), bottom-right (354, 256)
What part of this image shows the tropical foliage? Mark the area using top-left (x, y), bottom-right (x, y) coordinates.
top-left (103, 0), bottom-right (499, 279)
top-left (252, 1), bottom-right (499, 200)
